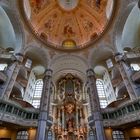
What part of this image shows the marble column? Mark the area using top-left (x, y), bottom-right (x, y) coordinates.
top-left (36, 69), bottom-right (53, 140)
top-left (115, 53), bottom-right (138, 99)
top-left (0, 53), bottom-right (24, 100)
top-left (87, 69), bottom-right (106, 140)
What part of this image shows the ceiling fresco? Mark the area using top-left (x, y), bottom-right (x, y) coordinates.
top-left (23, 0), bottom-right (114, 51)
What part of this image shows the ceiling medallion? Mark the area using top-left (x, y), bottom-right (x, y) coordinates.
top-left (23, 0), bottom-right (114, 51)
top-left (57, 0), bottom-right (79, 11)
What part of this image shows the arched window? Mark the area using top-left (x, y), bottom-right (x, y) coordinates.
top-left (106, 59), bottom-right (113, 69)
top-left (62, 39), bottom-right (76, 49)
top-left (112, 130), bottom-right (125, 140)
top-left (16, 131), bottom-right (29, 140)
top-left (32, 79), bottom-right (43, 108)
top-left (25, 58), bottom-right (32, 69)
top-left (96, 79), bottom-right (108, 108)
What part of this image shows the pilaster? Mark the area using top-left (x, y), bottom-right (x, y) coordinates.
top-left (36, 69), bottom-right (53, 140)
top-left (0, 53), bottom-right (24, 100)
top-left (87, 68), bottom-right (106, 140)
top-left (115, 53), bottom-right (138, 100)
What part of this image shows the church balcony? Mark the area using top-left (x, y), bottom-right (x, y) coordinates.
top-left (125, 52), bottom-right (140, 63)
top-left (0, 100), bottom-right (38, 127)
top-left (0, 100), bottom-right (53, 127)
top-left (0, 71), bottom-right (7, 84)
top-left (102, 97), bottom-right (140, 127)
top-left (131, 70), bottom-right (140, 83)
top-left (0, 53), bottom-right (16, 63)
top-left (88, 98), bottom-right (140, 127)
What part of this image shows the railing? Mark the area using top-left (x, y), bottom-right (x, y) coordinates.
top-left (1, 98), bottom-right (140, 127)
top-left (0, 100), bottom-right (53, 127)
top-left (125, 52), bottom-right (140, 59)
top-left (88, 98), bottom-right (140, 127)
top-left (0, 53), bottom-right (15, 60)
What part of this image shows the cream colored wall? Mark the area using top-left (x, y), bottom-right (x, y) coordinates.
top-left (105, 128), bottom-right (113, 140)
top-left (28, 128), bottom-right (37, 140)
top-left (105, 127), bottom-right (140, 140)
top-left (0, 128), bottom-right (17, 140)
top-left (125, 127), bottom-right (140, 139)
top-left (0, 128), bottom-right (37, 140)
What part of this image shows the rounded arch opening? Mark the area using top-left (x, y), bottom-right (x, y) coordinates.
top-left (114, 2), bottom-right (139, 52)
top-left (0, 5), bottom-right (24, 53)
top-left (121, 4), bottom-right (140, 51)
top-left (0, 6), bottom-right (16, 50)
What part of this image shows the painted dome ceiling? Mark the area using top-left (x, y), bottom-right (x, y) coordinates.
top-left (23, 0), bottom-right (114, 50)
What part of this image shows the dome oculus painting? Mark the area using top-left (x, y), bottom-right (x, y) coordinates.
top-left (23, 0), bottom-right (114, 50)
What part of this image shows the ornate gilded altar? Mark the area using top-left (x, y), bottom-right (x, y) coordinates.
top-left (52, 74), bottom-right (88, 140)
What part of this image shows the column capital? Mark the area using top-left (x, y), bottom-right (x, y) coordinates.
top-left (86, 68), bottom-right (95, 77)
top-left (44, 69), bottom-right (53, 77)
top-left (114, 53), bottom-right (125, 63)
top-left (15, 53), bottom-right (24, 63)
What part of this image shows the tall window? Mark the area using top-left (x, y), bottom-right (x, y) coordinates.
top-left (16, 131), bottom-right (29, 140)
top-left (96, 79), bottom-right (108, 108)
top-left (25, 59), bottom-right (32, 69)
top-left (106, 59), bottom-right (113, 69)
top-left (130, 64), bottom-right (140, 71)
top-left (32, 79), bottom-right (43, 108)
top-left (112, 131), bottom-right (125, 140)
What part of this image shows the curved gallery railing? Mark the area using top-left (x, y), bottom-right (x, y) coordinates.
top-left (0, 100), bottom-right (53, 127)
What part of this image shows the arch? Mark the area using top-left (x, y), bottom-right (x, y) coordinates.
top-left (0, 4), bottom-right (25, 53)
top-left (94, 65), bottom-right (116, 104)
top-left (121, 4), bottom-right (140, 51)
top-left (96, 79), bottom-right (108, 108)
top-left (89, 46), bottom-right (113, 68)
top-left (0, 6), bottom-right (16, 50)
top-left (32, 79), bottom-right (43, 108)
top-left (113, 1), bottom-right (137, 52)
top-left (50, 54), bottom-right (89, 82)
top-left (24, 45), bottom-right (48, 68)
